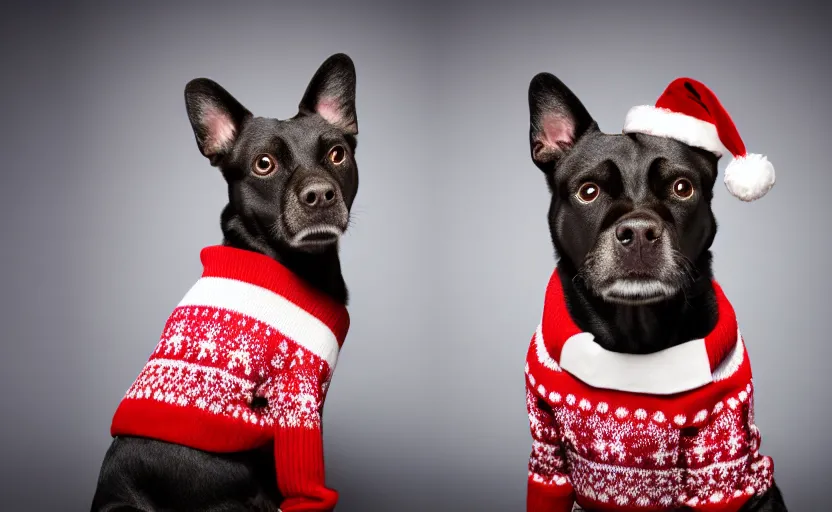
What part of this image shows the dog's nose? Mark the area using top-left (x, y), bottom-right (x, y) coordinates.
top-left (615, 217), bottom-right (663, 247)
top-left (299, 180), bottom-right (338, 209)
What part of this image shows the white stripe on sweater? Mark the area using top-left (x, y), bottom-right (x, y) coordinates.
top-left (177, 277), bottom-right (340, 370)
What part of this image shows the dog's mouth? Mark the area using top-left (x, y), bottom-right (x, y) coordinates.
top-left (598, 278), bottom-right (679, 306)
top-left (290, 224), bottom-right (343, 249)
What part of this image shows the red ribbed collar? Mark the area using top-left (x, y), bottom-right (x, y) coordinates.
top-left (199, 245), bottom-right (350, 346)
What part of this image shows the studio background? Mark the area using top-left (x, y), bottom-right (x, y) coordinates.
top-left (1, 1), bottom-right (829, 510)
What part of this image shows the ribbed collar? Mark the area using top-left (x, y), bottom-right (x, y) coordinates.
top-left (199, 245), bottom-right (350, 346)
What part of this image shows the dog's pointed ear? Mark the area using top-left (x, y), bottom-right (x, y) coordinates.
top-left (184, 78), bottom-right (252, 166)
top-left (298, 53), bottom-right (358, 135)
top-left (529, 73), bottom-right (596, 172)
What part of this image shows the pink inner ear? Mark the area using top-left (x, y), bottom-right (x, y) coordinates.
top-left (202, 105), bottom-right (236, 155)
top-left (540, 113), bottom-right (575, 150)
top-left (316, 96), bottom-right (343, 126)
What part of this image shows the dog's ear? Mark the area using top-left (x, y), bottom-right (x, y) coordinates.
top-left (529, 73), bottom-right (596, 171)
top-left (298, 53), bottom-right (358, 135)
top-left (184, 78), bottom-right (252, 165)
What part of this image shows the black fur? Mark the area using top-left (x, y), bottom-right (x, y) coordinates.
top-left (91, 53), bottom-right (359, 512)
top-left (528, 73), bottom-right (787, 511)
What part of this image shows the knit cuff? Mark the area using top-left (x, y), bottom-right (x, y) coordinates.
top-left (528, 478), bottom-right (575, 512)
top-left (274, 425), bottom-right (338, 512)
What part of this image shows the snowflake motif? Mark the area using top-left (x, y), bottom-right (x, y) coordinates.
top-left (652, 443), bottom-right (675, 466)
top-left (693, 436), bottom-right (711, 463)
top-left (593, 438), bottom-right (608, 456)
top-left (727, 432), bottom-right (743, 456)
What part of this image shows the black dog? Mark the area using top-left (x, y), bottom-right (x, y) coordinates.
top-left (91, 53), bottom-right (359, 512)
top-left (526, 73), bottom-right (787, 511)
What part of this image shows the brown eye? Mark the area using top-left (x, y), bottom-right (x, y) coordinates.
top-left (577, 182), bottom-right (600, 203)
top-left (672, 178), bottom-right (694, 199)
top-left (253, 154), bottom-right (276, 176)
top-left (328, 145), bottom-right (346, 165)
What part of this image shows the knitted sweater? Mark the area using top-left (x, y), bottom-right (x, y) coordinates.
top-left (111, 245), bottom-right (350, 512)
top-left (525, 270), bottom-right (774, 512)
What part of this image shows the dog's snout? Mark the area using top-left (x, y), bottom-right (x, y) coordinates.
top-left (299, 180), bottom-right (338, 209)
top-left (615, 217), bottom-right (663, 247)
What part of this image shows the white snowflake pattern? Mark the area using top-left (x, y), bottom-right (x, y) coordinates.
top-left (528, 380), bottom-right (774, 507)
top-left (121, 304), bottom-right (337, 436)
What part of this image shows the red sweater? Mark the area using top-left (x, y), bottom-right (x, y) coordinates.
top-left (526, 270), bottom-right (774, 512)
top-left (111, 246), bottom-right (350, 512)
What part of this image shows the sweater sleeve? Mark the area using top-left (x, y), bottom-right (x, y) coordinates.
top-left (270, 369), bottom-right (339, 512)
top-left (526, 381), bottom-right (575, 512)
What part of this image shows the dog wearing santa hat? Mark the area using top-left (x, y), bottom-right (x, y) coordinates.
top-left (523, 74), bottom-right (787, 512)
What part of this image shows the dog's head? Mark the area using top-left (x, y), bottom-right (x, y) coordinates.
top-left (185, 53), bottom-right (358, 254)
top-left (528, 74), bottom-right (718, 305)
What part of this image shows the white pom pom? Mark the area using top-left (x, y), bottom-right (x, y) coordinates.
top-left (724, 153), bottom-right (775, 202)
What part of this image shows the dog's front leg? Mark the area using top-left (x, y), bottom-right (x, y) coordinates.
top-left (738, 483), bottom-right (787, 512)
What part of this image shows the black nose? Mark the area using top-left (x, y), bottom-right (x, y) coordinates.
top-left (299, 181), bottom-right (338, 209)
top-left (615, 216), bottom-right (663, 247)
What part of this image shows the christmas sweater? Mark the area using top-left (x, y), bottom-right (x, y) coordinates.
top-left (525, 270), bottom-right (774, 512)
top-left (111, 245), bottom-right (350, 512)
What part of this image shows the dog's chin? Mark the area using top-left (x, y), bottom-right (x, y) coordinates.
top-left (597, 278), bottom-right (680, 306)
top-left (288, 224), bottom-right (344, 253)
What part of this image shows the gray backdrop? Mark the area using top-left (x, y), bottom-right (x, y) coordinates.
top-left (1, 0), bottom-right (829, 510)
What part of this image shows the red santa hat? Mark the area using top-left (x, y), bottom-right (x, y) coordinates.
top-left (622, 78), bottom-right (775, 202)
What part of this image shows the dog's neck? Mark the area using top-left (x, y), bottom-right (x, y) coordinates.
top-left (219, 204), bottom-right (349, 305)
top-left (557, 255), bottom-right (718, 354)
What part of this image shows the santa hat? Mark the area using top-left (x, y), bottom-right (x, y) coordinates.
top-left (622, 78), bottom-right (775, 202)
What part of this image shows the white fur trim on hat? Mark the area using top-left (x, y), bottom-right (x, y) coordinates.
top-left (623, 105), bottom-right (724, 157)
top-left (724, 153), bottom-right (775, 202)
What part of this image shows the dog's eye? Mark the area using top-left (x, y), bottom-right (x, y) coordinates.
top-left (672, 178), bottom-right (694, 199)
top-left (576, 182), bottom-right (600, 203)
top-left (253, 154), bottom-right (276, 176)
top-left (328, 145), bottom-right (346, 165)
